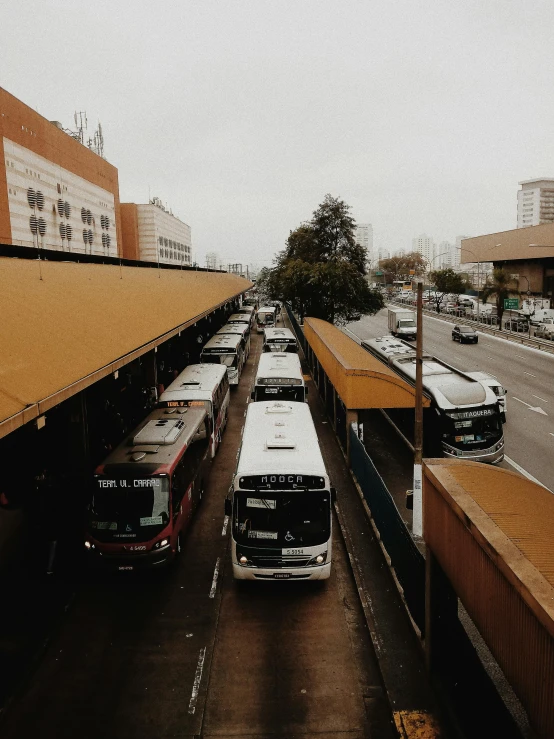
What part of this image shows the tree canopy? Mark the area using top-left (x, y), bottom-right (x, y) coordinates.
top-left (428, 268), bottom-right (470, 312)
top-left (378, 252), bottom-right (427, 283)
top-left (262, 194), bottom-right (383, 324)
top-left (481, 268), bottom-right (518, 325)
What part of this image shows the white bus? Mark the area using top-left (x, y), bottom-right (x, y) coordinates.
top-left (200, 334), bottom-right (245, 387)
top-left (225, 400), bottom-right (334, 581)
top-left (237, 304), bottom-right (256, 327)
top-left (251, 352), bottom-right (307, 403)
top-left (217, 322), bottom-right (251, 360)
top-left (262, 327), bottom-right (298, 353)
top-left (256, 305), bottom-right (277, 333)
top-left (362, 336), bottom-right (505, 463)
top-left (228, 312), bottom-right (254, 330)
top-left (158, 364), bottom-right (230, 458)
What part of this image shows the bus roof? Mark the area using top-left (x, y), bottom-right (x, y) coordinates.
top-left (236, 401), bottom-right (327, 480)
top-left (202, 334), bottom-right (243, 352)
top-left (256, 352), bottom-right (303, 381)
top-left (263, 327), bottom-right (296, 343)
top-left (237, 305), bottom-right (255, 314)
top-left (258, 305), bottom-right (277, 314)
top-left (217, 323), bottom-right (248, 337)
top-left (363, 336), bottom-right (496, 410)
top-left (159, 364), bottom-right (227, 404)
top-left (227, 314), bottom-right (251, 323)
top-left (96, 406), bottom-right (207, 475)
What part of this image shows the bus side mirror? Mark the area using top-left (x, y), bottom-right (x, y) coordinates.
top-left (406, 490), bottom-right (413, 510)
top-left (224, 498), bottom-right (232, 516)
top-left (330, 487), bottom-right (337, 503)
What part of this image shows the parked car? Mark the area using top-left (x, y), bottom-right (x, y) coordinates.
top-left (534, 321), bottom-right (554, 340)
top-left (452, 325), bottom-right (478, 344)
top-left (505, 318), bottom-right (529, 332)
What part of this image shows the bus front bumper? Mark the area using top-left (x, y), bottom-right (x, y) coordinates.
top-left (232, 562), bottom-right (331, 581)
top-left (443, 441), bottom-right (504, 465)
top-left (85, 544), bottom-right (174, 571)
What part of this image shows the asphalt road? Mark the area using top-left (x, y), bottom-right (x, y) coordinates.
top-left (0, 323), bottom-right (398, 739)
top-left (345, 307), bottom-right (554, 492)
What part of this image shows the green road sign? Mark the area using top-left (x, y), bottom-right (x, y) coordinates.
top-left (375, 271), bottom-right (383, 276)
top-left (504, 298), bottom-right (519, 310)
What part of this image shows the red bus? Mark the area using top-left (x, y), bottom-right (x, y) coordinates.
top-left (85, 406), bottom-right (210, 570)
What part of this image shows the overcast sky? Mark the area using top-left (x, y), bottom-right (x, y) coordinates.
top-left (3, 0), bottom-right (554, 267)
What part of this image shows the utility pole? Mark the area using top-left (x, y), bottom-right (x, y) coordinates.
top-left (413, 279), bottom-right (423, 537)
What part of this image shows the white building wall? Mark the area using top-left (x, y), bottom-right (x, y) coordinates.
top-left (136, 204), bottom-right (191, 266)
top-left (3, 138), bottom-right (117, 256)
top-left (517, 179), bottom-right (554, 228)
top-left (412, 233), bottom-right (435, 264)
top-left (355, 223), bottom-right (374, 262)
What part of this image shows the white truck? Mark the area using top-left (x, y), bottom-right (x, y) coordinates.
top-left (387, 308), bottom-right (417, 340)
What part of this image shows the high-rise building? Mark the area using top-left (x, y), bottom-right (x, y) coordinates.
top-left (205, 251), bottom-right (221, 270)
top-left (436, 241), bottom-right (453, 269)
top-left (1, 87), bottom-right (120, 257)
top-left (355, 223), bottom-right (374, 262)
top-left (517, 178), bottom-right (554, 228)
top-left (412, 233), bottom-right (435, 264)
top-left (120, 199), bottom-right (192, 266)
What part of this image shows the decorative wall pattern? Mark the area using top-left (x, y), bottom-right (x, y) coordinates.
top-left (3, 138), bottom-right (117, 255)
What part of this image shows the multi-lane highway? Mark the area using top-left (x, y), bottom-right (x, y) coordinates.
top-left (345, 307), bottom-right (554, 492)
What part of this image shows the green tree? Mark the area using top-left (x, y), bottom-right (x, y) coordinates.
top-left (481, 268), bottom-right (519, 326)
top-left (428, 268), bottom-right (470, 313)
top-left (379, 252), bottom-right (427, 285)
top-left (264, 195), bottom-right (383, 324)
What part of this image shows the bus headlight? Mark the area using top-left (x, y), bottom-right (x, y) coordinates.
top-left (238, 554), bottom-right (251, 565)
top-left (308, 552), bottom-right (327, 566)
top-left (154, 538), bottom-right (169, 549)
top-left (84, 540), bottom-right (95, 550)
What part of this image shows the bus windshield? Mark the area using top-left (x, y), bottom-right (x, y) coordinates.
top-left (233, 491), bottom-right (330, 548)
top-left (90, 476), bottom-right (170, 542)
top-left (202, 353), bottom-right (237, 367)
top-left (443, 409), bottom-right (501, 449)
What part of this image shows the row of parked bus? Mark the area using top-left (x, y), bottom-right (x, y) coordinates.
top-left (85, 300), bottom-right (334, 580)
top-left (225, 322), bottom-right (334, 582)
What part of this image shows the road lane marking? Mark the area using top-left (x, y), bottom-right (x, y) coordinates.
top-left (533, 395), bottom-right (549, 403)
top-left (221, 515), bottom-right (229, 536)
top-left (524, 372), bottom-right (537, 377)
top-left (188, 647), bottom-right (207, 714)
top-left (504, 456), bottom-right (552, 493)
top-left (209, 558), bottom-right (221, 598)
top-left (512, 397), bottom-right (547, 415)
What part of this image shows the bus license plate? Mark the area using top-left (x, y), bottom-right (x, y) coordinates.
top-left (274, 572), bottom-right (290, 579)
top-left (118, 565), bottom-right (134, 571)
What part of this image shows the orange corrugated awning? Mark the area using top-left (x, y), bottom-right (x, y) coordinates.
top-left (304, 317), bottom-right (430, 410)
top-left (0, 258), bottom-right (251, 438)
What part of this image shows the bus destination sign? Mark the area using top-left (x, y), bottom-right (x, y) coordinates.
top-left (238, 474), bottom-right (326, 490)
